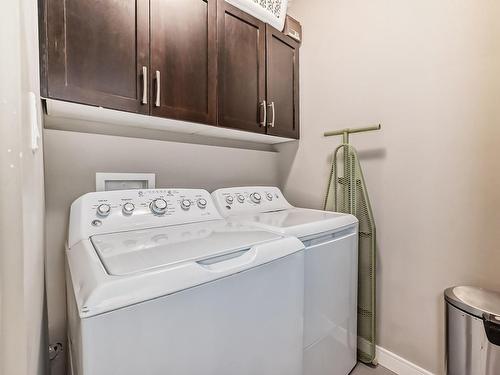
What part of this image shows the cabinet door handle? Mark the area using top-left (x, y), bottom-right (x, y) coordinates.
top-left (260, 100), bottom-right (267, 127)
top-left (268, 102), bottom-right (276, 127)
top-left (141, 66), bottom-right (148, 105)
top-left (155, 70), bottom-right (161, 107)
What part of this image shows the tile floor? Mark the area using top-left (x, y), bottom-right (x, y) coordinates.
top-left (351, 363), bottom-right (397, 375)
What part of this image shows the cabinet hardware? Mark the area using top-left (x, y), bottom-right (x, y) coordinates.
top-left (155, 70), bottom-right (161, 107)
top-left (260, 100), bottom-right (267, 127)
top-left (268, 102), bottom-right (276, 127)
top-left (141, 66), bottom-right (148, 105)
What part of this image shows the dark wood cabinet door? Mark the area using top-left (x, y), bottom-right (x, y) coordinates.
top-left (266, 26), bottom-right (300, 139)
top-left (150, 0), bottom-right (217, 124)
top-left (217, 0), bottom-right (266, 133)
top-left (44, 0), bottom-right (149, 113)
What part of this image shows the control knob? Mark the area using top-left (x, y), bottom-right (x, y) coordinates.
top-left (197, 198), bottom-right (208, 209)
top-left (122, 202), bottom-right (135, 215)
top-left (266, 193), bottom-right (273, 201)
top-left (250, 193), bottom-right (262, 204)
top-left (96, 204), bottom-right (111, 217)
top-left (237, 194), bottom-right (245, 203)
top-left (150, 198), bottom-right (168, 215)
top-left (225, 196), bottom-right (234, 205)
top-left (181, 199), bottom-right (192, 211)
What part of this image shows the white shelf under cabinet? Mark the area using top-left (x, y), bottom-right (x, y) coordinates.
top-left (43, 99), bottom-right (295, 145)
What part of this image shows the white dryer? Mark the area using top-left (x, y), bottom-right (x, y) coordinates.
top-left (66, 188), bottom-right (305, 375)
top-left (212, 186), bottom-right (359, 375)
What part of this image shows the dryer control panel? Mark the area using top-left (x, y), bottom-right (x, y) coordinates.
top-left (68, 189), bottom-right (222, 247)
top-left (212, 187), bottom-right (293, 217)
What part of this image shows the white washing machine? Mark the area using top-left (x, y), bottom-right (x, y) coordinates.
top-left (66, 188), bottom-right (305, 375)
top-left (212, 186), bottom-right (359, 375)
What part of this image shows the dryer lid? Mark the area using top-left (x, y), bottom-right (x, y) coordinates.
top-left (91, 220), bottom-right (281, 276)
top-left (236, 208), bottom-right (358, 238)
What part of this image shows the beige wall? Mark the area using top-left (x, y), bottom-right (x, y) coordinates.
top-left (44, 129), bottom-right (281, 375)
top-left (281, 0), bottom-right (500, 374)
top-left (0, 0), bottom-right (47, 375)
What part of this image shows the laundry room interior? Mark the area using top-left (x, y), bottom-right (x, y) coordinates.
top-left (2, 1), bottom-right (500, 375)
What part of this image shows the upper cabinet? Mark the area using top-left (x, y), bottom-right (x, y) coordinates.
top-left (39, 0), bottom-right (301, 141)
top-left (217, 1), bottom-right (266, 134)
top-left (150, 0), bottom-right (217, 124)
top-left (42, 0), bottom-right (150, 114)
top-left (266, 26), bottom-right (300, 139)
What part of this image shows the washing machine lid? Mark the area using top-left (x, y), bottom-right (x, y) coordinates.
top-left (91, 220), bottom-right (281, 276)
top-left (67, 220), bottom-right (304, 317)
top-left (445, 286), bottom-right (500, 318)
top-left (234, 208), bottom-right (358, 238)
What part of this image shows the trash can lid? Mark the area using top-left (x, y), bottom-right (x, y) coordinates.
top-left (445, 286), bottom-right (500, 318)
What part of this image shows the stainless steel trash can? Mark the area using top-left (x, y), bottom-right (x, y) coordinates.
top-left (445, 286), bottom-right (500, 375)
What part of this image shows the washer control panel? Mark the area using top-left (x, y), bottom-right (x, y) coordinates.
top-left (211, 187), bottom-right (292, 217)
top-left (69, 189), bottom-right (222, 247)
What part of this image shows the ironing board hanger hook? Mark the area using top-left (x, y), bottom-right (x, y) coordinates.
top-left (324, 124), bottom-right (382, 144)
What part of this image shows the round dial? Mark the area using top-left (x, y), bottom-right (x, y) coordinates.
top-left (250, 193), bottom-right (262, 204)
top-left (96, 204), bottom-right (111, 217)
top-left (181, 199), bottom-right (192, 211)
top-left (150, 198), bottom-right (168, 215)
top-left (237, 194), bottom-right (245, 203)
top-left (266, 193), bottom-right (273, 201)
top-left (197, 198), bottom-right (208, 209)
top-left (122, 202), bottom-right (135, 215)
top-left (225, 196), bottom-right (234, 205)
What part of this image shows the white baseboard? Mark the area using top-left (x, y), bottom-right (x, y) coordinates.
top-left (376, 346), bottom-right (435, 375)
